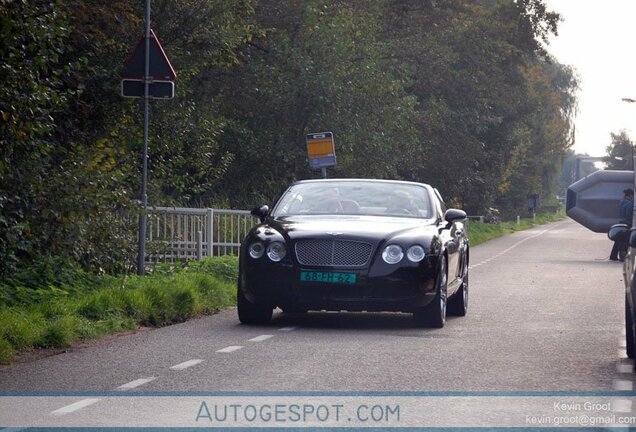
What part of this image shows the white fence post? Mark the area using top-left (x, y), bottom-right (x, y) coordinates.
top-left (197, 230), bottom-right (203, 260)
top-left (206, 208), bottom-right (214, 257)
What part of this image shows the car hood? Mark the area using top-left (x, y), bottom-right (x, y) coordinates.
top-left (266, 215), bottom-right (438, 242)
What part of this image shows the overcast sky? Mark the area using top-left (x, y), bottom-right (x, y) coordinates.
top-left (543, 0), bottom-right (636, 157)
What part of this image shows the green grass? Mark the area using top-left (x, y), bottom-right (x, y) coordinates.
top-left (0, 256), bottom-right (238, 365)
top-left (467, 211), bottom-right (566, 246)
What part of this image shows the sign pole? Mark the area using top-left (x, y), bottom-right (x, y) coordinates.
top-left (137, 0), bottom-right (151, 275)
top-left (321, 167), bottom-right (327, 179)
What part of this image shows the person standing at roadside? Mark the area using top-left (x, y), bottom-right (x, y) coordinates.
top-left (610, 188), bottom-right (634, 261)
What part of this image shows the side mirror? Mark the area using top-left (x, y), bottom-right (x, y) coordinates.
top-left (444, 208), bottom-right (467, 223)
top-left (250, 205), bottom-right (269, 223)
top-left (608, 223), bottom-right (629, 242)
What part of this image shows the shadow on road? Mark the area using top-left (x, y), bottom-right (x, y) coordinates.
top-left (236, 310), bottom-right (462, 334)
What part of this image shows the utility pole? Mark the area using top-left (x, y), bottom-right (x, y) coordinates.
top-left (137, 0), bottom-right (151, 275)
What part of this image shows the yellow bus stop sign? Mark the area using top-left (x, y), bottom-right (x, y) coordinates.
top-left (306, 132), bottom-right (336, 169)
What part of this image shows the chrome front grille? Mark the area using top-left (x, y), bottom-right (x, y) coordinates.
top-left (295, 239), bottom-right (373, 267)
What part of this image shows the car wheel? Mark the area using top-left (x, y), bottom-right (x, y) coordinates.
top-left (414, 255), bottom-right (447, 328)
top-left (237, 289), bottom-right (273, 325)
top-left (626, 295), bottom-right (635, 359)
top-left (448, 263), bottom-right (468, 316)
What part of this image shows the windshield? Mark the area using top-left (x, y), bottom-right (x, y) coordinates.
top-left (272, 181), bottom-right (433, 219)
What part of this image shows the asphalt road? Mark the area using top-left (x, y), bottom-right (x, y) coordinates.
top-left (0, 218), bottom-right (630, 394)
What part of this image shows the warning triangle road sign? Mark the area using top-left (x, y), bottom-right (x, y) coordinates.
top-left (121, 29), bottom-right (177, 81)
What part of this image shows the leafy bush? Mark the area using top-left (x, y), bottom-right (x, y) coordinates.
top-left (0, 256), bottom-right (241, 363)
top-left (182, 255), bottom-right (239, 283)
top-left (0, 337), bottom-right (13, 365)
top-left (40, 316), bottom-right (79, 348)
top-left (0, 311), bottom-right (44, 349)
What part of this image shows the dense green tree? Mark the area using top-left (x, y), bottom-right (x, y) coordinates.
top-left (214, 0), bottom-right (419, 206)
top-left (0, 0), bottom-right (579, 277)
top-left (604, 131), bottom-right (634, 171)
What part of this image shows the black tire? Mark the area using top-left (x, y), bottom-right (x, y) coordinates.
top-left (626, 295), bottom-right (635, 359)
top-left (448, 263), bottom-right (469, 317)
top-left (414, 255), bottom-right (447, 328)
top-left (237, 289), bottom-right (273, 325)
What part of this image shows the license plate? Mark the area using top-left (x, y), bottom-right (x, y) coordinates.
top-left (300, 271), bottom-right (357, 284)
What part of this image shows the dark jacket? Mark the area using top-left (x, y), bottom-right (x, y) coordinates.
top-left (620, 198), bottom-right (634, 226)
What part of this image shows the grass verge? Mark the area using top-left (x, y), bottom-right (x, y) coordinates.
top-left (0, 256), bottom-right (238, 365)
top-left (467, 211), bottom-right (566, 246)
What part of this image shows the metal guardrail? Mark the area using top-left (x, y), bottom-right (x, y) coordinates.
top-left (145, 207), bottom-right (258, 264)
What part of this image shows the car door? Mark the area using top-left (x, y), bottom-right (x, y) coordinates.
top-left (433, 189), bottom-right (462, 290)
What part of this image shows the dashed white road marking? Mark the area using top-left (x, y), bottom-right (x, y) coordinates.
top-left (618, 348), bottom-right (628, 358)
top-left (216, 345), bottom-right (243, 353)
top-left (170, 359), bottom-right (203, 370)
top-left (278, 326), bottom-right (297, 332)
top-left (617, 363), bottom-right (634, 374)
top-left (51, 398), bottom-right (100, 415)
top-left (249, 334), bottom-right (274, 342)
top-left (116, 377), bottom-right (156, 391)
top-left (613, 379), bottom-right (633, 391)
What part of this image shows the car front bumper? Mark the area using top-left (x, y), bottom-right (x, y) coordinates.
top-left (239, 256), bottom-right (440, 312)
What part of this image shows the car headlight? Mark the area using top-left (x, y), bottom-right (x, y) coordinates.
top-left (382, 244), bottom-right (404, 264)
top-left (407, 245), bottom-right (426, 262)
top-left (267, 241), bottom-right (287, 262)
top-left (248, 241), bottom-right (265, 259)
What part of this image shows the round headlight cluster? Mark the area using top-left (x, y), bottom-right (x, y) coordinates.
top-left (382, 244), bottom-right (404, 264)
top-left (407, 245), bottom-right (426, 262)
top-left (248, 242), bottom-right (265, 259)
top-left (248, 240), bottom-right (287, 262)
top-left (382, 244), bottom-right (426, 264)
top-left (267, 242), bottom-right (287, 262)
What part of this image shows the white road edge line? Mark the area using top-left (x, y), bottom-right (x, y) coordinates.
top-left (468, 222), bottom-right (564, 269)
top-left (216, 345), bottom-right (243, 353)
top-left (51, 398), bottom-right (100, 416)
top-left (278, 326), bottom-right (297, 332)
top-left (249, 334), bottom-right (274, 342)
top-left (116, 377), bottom-right (156, 391)
top-left (170, 359), bottom-right (204, 370)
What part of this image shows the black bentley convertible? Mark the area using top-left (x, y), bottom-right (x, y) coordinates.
top-left (238, 179), bottom-right (469, 327)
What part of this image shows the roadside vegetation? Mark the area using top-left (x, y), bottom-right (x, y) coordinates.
top-left (1, 0), bottom-right (578, 281)
top-left (0, 256), bottom-right (238, 365)
top-left (468, 211), bottom-right (566, 246)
